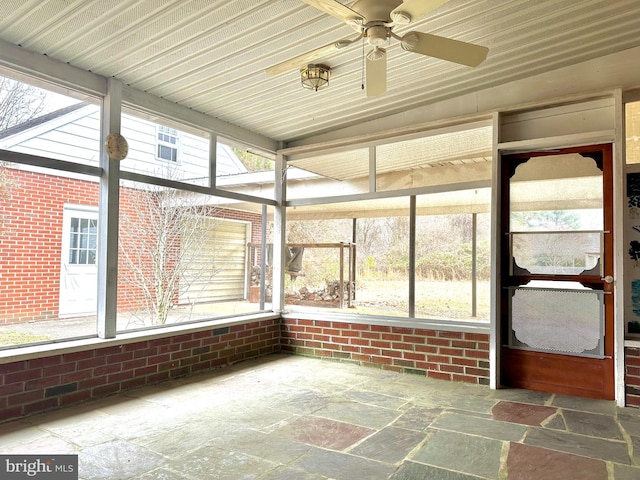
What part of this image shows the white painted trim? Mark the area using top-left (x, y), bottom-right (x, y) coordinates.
top-left (272, 152), bottom-right (286, 313)
top-left (0, 39), bottom-right (106, 97)
top-left (286, 180), bottom-right (491, 207)
top-left (97, 79), bottom-right (122, 339)
top-left (280, 312), bottom-right (490, 335)
top-left (490, 112), bottom-right (501, 390)
top-left (281, 117), bottom-right (492, 159)
top-left (0, 313), bottom-right (280, 365)
top-left (614, 88), bottom-right (627, 406)
top-left (497, 131), bottom-right (616, 153)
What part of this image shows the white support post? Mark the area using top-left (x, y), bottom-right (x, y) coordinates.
top-left (490, 111), bottom-right (501, 390)
top-left (97, 78), bottom-right (122, 338)
top-left (613, 88), bottom-right (626, 406)
top-left (272, 151), bottom-right (286, 313)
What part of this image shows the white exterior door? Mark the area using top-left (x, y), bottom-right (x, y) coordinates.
top-left (59, 205), bottom-right (98, 317)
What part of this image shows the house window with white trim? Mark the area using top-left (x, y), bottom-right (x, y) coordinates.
top-left (68, 216), bottom-right (98, 265)
top-left (157, 125), bottom-right (178, 162)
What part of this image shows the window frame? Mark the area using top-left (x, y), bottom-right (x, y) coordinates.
top-left (156, 124), bottom-right (179, 163)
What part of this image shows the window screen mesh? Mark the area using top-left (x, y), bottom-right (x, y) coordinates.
top-left (509, 287), bottom-right (603, 357)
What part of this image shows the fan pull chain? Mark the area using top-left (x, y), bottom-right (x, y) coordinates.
top-left (361, 36), bottom-right (365, 91)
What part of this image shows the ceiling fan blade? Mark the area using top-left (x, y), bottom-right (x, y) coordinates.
top-left (366, 49), bottom-right (387, 97)
top-left (265, 39), bottom-right (351, 75)
top-left (391, 0), bottom-right (451, 23)
top-left (401, 32), bottom-right (488, 67)
top-left (301, 0), bottom-right (362, 23)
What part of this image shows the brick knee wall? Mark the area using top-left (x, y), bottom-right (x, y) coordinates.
top-left (4, 320), bottom-right (639, 424)
top-left (625, 347), bottom-right (640, 407)
top-left (0, 320), bottom-right (279, 423)
top-left (281, 318), bottom-right (490, 385)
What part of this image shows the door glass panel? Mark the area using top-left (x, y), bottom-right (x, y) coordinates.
top-left (509, 153), bottom-right (604, 275)
top-left (510, 231), bottom-right (602, 275)
top-left (508, 285), bottom-right (604, 357)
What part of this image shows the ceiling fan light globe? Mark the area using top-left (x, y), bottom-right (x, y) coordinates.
top-left (366, 47), bottom-right (386, 61)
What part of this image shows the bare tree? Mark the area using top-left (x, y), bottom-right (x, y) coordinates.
top-left (0, 76), bottom-right (47, 131)
top-left (0, 76), bottom-right (48, 234)
top-left (118, 185), bottom-right (223, 326)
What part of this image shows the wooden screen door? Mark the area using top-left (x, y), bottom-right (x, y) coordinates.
top-left (500, 144), bottom-right (614, 400)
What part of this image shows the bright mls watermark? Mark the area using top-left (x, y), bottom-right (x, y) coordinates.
top-left (1, 455), bottom-right (78, 479)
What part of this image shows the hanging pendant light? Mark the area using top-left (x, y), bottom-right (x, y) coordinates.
top-left (300, 64), bottom-right (331, 91)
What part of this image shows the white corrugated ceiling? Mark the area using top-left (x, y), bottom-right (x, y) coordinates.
top-left (1, 0), bottom-right (640, 145)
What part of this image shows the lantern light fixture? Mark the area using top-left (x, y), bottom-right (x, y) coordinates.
top-left (300, 64), bottom-right (331, 91)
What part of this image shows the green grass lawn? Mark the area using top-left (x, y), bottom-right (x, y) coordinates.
top-left (0, 331), bottom-right (50, 346)
top-left (337, 279), bottom-right (490, 321)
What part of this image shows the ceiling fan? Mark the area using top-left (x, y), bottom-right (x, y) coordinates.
top-left (265, 0), bottom-right (489, 97)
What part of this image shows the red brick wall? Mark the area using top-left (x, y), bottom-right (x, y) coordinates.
top-left (281, 317), bottom-right (490, 385)
top-left (0, 167), bottom-right (264, 323)
top-left (0, 169), bottom-right (99, 324)
top-left (625, 347), bottom-right (640, 407)
top-left (5, 320), bottom-right (640, 424)
top-left (0, 319), bottom-right (279, 423)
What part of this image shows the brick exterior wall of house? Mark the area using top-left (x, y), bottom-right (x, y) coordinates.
top-left (0, 319), bottom-right (279, 423)
top-left (625, 347), bottom-right (640, 407)
top-left (0, 169), bottom-right (100, 324)
top-left (280, 317), bottom-right (490, 385)
top-left (0, 168), bottom-right (263, 324)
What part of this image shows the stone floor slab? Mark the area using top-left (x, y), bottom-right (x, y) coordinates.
top-left (392, 405), bottom-right (443, 431)
top-left (490, 388), bottom-right (552, 405)
top-left (291, 447), bottom-right (395, 480)
top-left (523, 426), bottom-right (631, 464)
top-left (211, 430), bottom-right (312, 465)
top-left (543, 412), bottom-right (567, 430)
top-left (258, 466), bottom-right (328, 480)
top-left (136, 468), bottom-right (190, 480)
top-left (389, 461), bottom-right (488, 480)
top-left (614, 463), bottom-right (640, 480)
top-left (312, 400), bottom-right (401, 429)
top-left (164, 447), bottom-right (277, 480)
top-left (79, 440), bottom-right (164, 480)
top-left (276, 415), bottom-right (375, 451)
top-left (551, 394), bottom-right (618, 415)
top-left (506, 442), bottom-right (608, 480)
top-left (561, 409), bottom-right (624, 439)
top-left (349, 426), bottom-right (426, 464)
top-left (411, 429), bottom-right (503, 478)
top-left (491, 401), bottom-right (557, 426)
top-left (433, 411), bottom-right (527, 442)
top-left (343, 389), bottom-right (410, 410)
top-left (618, 410), bottom-right (640, 437)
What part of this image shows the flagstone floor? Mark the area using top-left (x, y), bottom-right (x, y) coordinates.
top-left (2, 353), bottom-right (640, 479)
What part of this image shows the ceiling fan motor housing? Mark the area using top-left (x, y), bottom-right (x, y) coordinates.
top-left (366, 25), bottom-right (389, 46)
top-left (351, 0), bottom-right (403, 22)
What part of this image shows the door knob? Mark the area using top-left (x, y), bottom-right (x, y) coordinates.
top-left (602, 275), bottom-right (614, 284)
